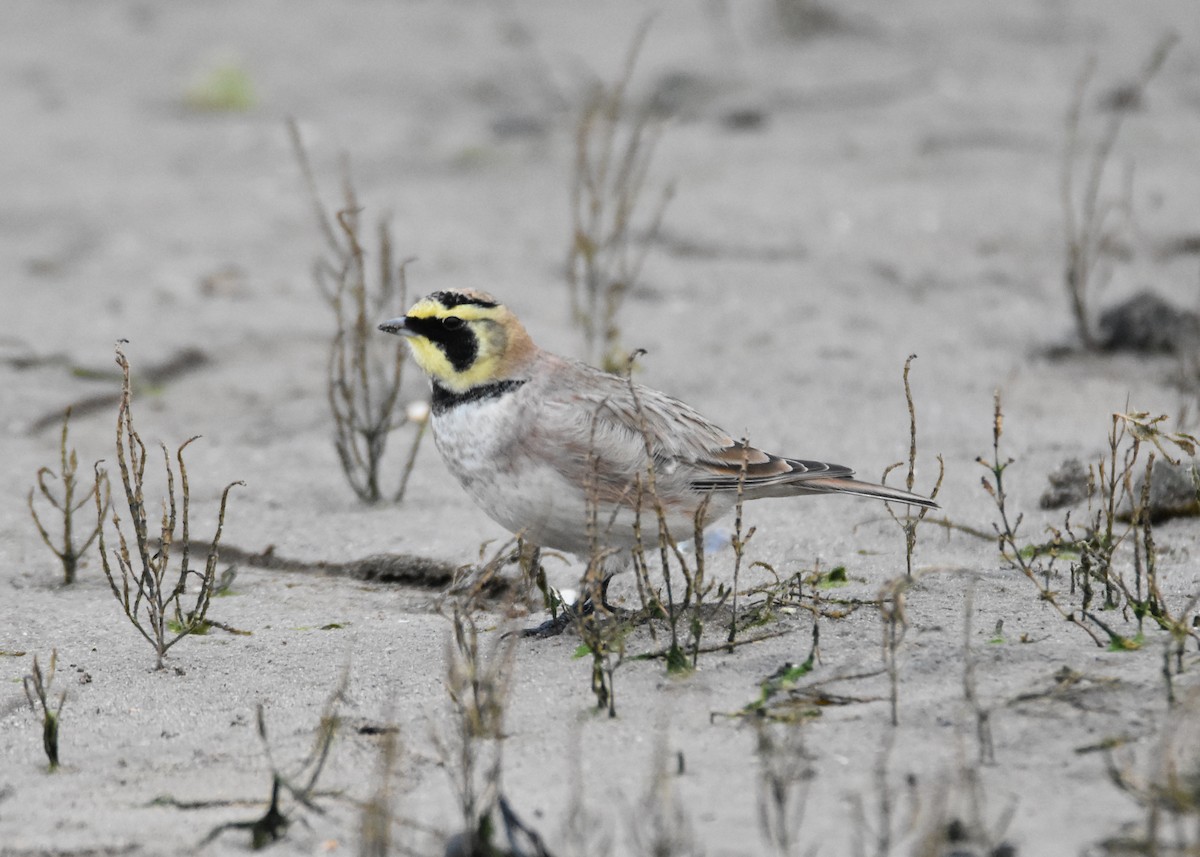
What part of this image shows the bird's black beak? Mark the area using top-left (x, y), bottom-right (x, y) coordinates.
top-left (378, 317), bottom-right (411, 336)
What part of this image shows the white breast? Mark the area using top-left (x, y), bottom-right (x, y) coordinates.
top-left (430, 389), bottom-right (732, 558)
top-left (431, 395), bottom-right (583, 545)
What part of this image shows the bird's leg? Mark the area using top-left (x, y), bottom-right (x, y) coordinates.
top-left (599, 573), bottom-right (617, 613)
top-left (520, 542), bottom-right (554, 610)
top-left (594, 552), bottom-right (634, 615)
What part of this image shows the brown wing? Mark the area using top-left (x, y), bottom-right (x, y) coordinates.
top-left (526, 355), bottom-right (937, 509)
top-left (689, 442), bottom-right (855, 493)
top-left (533, 357), bottom-right (852, 500)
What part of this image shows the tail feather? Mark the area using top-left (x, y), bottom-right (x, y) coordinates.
top-left (794, 476), bottom-right (939, 509)
top-left (688, 445), bottom-right (939, 510)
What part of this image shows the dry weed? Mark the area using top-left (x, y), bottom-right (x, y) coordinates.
top-left (22, 650), bottom-right (66, 772)
top-left (29, 407), bottom-right (109, 584)
top-left (96, 344), bottom-right (241, 670)
top-left (567, 21), bottom-right (673, 371)
top-left (1061, 34), bottom-right (1178, 349)
top-left (289, 118), bottom-right (427, 504)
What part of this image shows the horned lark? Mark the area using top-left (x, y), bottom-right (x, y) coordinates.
top-left (379, 289), bottom-right (937, 592)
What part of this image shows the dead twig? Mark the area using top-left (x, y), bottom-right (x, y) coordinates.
top-left (289, 117), bottom-right (427, 504)
top-left (29, 407), bottom-right (109, 584)
top-left (22, 650), bottom-right (66, 772)
top-left (95, 344), bottom-right (242, 670)
top-left (567, 20), bottom-right (674, 371)
top-left (1061, 33), bottom-right (1178, 349)
top-left (881, 354), bottom-right (944, 579)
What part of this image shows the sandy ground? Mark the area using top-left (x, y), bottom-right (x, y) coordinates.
top-left (4, 1), bottom-right (1200, 855)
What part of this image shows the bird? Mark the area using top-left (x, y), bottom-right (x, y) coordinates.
top-left (380, 289), bottom-right (937, 624)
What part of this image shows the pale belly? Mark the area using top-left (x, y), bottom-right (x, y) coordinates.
top-left (431, 402), bottom-right (726, 557)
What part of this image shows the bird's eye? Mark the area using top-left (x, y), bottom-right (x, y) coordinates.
top-left (443, 316), bottom-right (464, 330)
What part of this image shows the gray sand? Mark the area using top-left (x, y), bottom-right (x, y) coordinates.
top-left (4, 2), bottom-right (1200, 855)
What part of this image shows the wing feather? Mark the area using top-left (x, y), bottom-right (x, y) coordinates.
top-left (520, 355), bottom-right (937, 510)
top-left (529, 357), bottom-right (851, 498)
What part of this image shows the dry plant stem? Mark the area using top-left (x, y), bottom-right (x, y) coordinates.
top-left (1161, 592), bottom-right (1200, 707)
top-left (23, 650), bottom-right (66, 772)
top-left (96, 346), bottom-right (242, 669)
top-left (878, 576), bottom-right (911, 728)
top-left (625, 359), bottom-right (673, 594)
top-left (1065, 411), bottom-right (1198, 651)
top-left (438, 604), bottom-right (516, 845)
top-left (647, 627), bottom-right (795, 667)
top-left (513, 538), bottom-right (556, 616)
top-left (1117, 412), bottom-right (1198, 641)
top-left (870, 730), bottom-right (900, 857)
top-left (850, 728), bottom-right (905, 857)
top-left (727, 442), bottom-right (756, 649)
top-left (1061, 33), bottom-right (1178, 349)
top-left (578, 549), bottom-right (624, 716)
top-left (1086, 414), bottom-right (1130, 610)
top-left (395, 415), bottom-right (428, 503)
top-left (257, 671), bottom-right (346, 813)
top-left (202, 673), bottom-right (347, 849)
top-left (924, 516), bottom-right (995, 541)
top-left (908, 762), bottom-right (1014, 857)
top-left (288, 118), bottom-right (423, 504)
top-left (961, 581), bottom-right (995, 767)
top-left (559, 724), bottom-right (615, 857)
top-left (629, 483), bottom-right (661, 643)
top-left (1061, 426), bottom-right (1115, 614)
top-left (327, 210), bottom-right (409, 501)
top-left (978, 390), bottom-right (1106, 647)
top-left (754, 719), bottom-right (812, 857)
top-left (686, 494), bottom-right (725, 669)
top-left (631, 731), bottom-right (698, 857)
top-left (980, 400), bottom-right (1200, 652)
top-left (359, 715), bottom-right (400, 857)
top-left (449, 535), bottom-right (525, 608)
top-left (576, 547), bottom-right (624, 715)
top-left (881, 354), bottom-right (944, 579)
top-left (623, 352), bottom-right (698, 670)
top-left (567, 19), bottom-right (674, 370)
top-left (1131, 452), bottom-right (1156, 632)
top-left (1104, 688), bottom-right (1200, 854)
top-left (29, 407), bottom-right (110, 584)
top-left (578, 412), bottom-right (626, 714)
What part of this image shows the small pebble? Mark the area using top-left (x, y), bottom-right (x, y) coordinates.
top-left (1039, 458), bottom-right (1089, 509)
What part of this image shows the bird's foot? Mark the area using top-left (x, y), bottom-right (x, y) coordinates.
top-left (520, 598), bottom-right (596, 638)
top-left (521, 612), bottom-right (574, 638)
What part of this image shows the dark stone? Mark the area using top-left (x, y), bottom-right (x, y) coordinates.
top-left (1097, 291), bottom-right (1200, 354)
top-left (645, 71), bottom-right (716, 119)
top-left (1040, 458), bottom-right (1090, 509)
top-left (1127, 460), bottom-right (1200, 523)
top-left (721, 107), bottom-right (768, 131)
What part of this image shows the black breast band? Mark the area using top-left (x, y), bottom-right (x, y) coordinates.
top-left (431, 379), bottom-right (528, 415)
